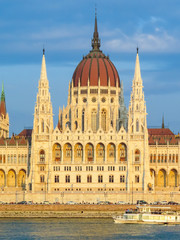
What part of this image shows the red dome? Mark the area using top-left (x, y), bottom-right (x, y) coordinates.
top-left (72, 51), bottom-right (120, 87)
top-left (72, 15), bottom-right (120, 88)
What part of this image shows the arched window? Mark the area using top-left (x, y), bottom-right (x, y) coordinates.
top-left (136, 120), bottom-right (139, 132)
top-left (40, 150), bottom-right (45, 162)
top-left (87, 175), bottom-right (92, 183)
top-left (53, 143), bottom-right (61, 162)
top-left (98, 175), bottom-right (103, 183)
top-left (76, 175), bottom-right (81, 183)
top-left (65, 175), bottom-right (70, 183)
top-left (101, 109), bottom-right (106, 132)
top-left (54, 175), bottom-right (59, 183)
top-left (109, 175), bottom-right (114, 183)
top-left (135, 149), bottom-right (140, 162)
top-left (40, 175), bottom-right (45, 183)
top-left (91, 109), bottom-right (97, 132)
top-left (82, 109), bottom-right (85, 132)
top-left (119, 143), bottom-right (127, 162)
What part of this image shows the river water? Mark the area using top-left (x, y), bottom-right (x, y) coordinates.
top-left (0, 218), bottom-right (179, 240)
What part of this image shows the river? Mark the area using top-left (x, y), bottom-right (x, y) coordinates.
top-left (0, 218), bottom-right (179, 239)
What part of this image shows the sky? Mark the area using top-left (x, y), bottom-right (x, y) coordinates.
top-left (1, 0), bottom-right (180, 135)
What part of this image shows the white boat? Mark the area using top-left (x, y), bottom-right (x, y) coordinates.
top-left (114, 206), bottom-right (180, 224)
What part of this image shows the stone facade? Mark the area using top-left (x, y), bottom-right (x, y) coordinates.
top-left (0, 17), bottom-right (179, 203)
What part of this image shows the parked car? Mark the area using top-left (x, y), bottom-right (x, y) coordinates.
top-left (137, 200), bottom-right (148, 205)
top-left (159, 201), bottom-right (168, 205)
top-left (168, 201), bottom-right (179, 205)
top-left (152, 201), bottom-right (161, 205)
top-left (17, 201), bottom-right (27, 204)
top-left (66, 201), bottom-right (76, 205)
top-left (42, 201), bottom-right (50, 205)
top-left (117, 201), bottom-right (126, 205)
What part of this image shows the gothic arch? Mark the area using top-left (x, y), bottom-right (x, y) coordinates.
top-left (52, 143), bottom-right (61, 163)
top-left (63, 143), bottom-right (72, 163)
top-left (135, 149), bottom-right (140, 162)
top-left (118, 143), bottom-right (127, 162)
top-left (17, 169), bottom-right (26, 188)
top-left (7, 169), bottom-right (16, 187)
top-left (107, 143), bottom-right (116, 163)
top-left (157, 169), bottom-right (167, 187)
top-left (85, 143), bottom-right (94, 163)
top-left (74, 143), bottom-right (83, 163)
top-left (0, 169), bottom-right (5, 187)
top-left (96, 143), bottom-right (105, 163)
top-left (168, 169), bottom-right (178, 187)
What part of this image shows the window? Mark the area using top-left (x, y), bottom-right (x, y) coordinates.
top-left (136, 120), bottom-right (139, 132)
top-left (91, 109), bottom-right (97, 132)
top-left (40, 150), bottom-right (45, 162)
top-left (40, 166), bottom-right (45, 171)
top-left (98, 175), bottom-right (103, 183)
top-left (54, 175), bottom-right (59, 183)
top-left (87, 175), bottom-right (92, 183)
top-left (108, 166), bottom-right (115, 171)
top-left (109, 175), bottom-right (114, 183)
top-left (86, 166), bottom-right (93, 171)
top-left (153, 154), bottom-right (156, 163)
top-left (135, 149), bottom-right (140, 162)
top-left (75, 166), bottom-right (82, 171)
top-left (120, 175), bottom-right (125, 183)
top-left (97, 166), bottom-right (104, 171)
top-left (8, 155), bottom-right (10, 163)
top-left (135, 166), bottom-right (139, 171)
top-left (135, 175), bottom-right (139, 183)
top-left (76, 175), bottom-right (81, 183)
top-left (101, 109), bottom-right (106, 131)
top-left (97, 144), bottom-right (105, 157)
top-left (150, 154), bottom-right (152, 163)
top-left (65, 144), bottom-right (72, 157)
top-left (119, 166), bottom-right (126, 171)
top-left (64, 166), bottom-right (71, 171)
top-left (109, 144), bottom-right (115, 157)
top-left (40, 175), bottom-right (45, 183)
top-left (65, 175), bottom-right (70, 183)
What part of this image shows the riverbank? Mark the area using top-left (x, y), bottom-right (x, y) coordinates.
top-left (0, 204), bottom-right (179, 218)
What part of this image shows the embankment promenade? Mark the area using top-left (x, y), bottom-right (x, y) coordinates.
top-left (0, 204), bottom-right (180, 218)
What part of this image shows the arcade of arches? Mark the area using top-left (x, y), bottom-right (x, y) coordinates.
top-left (150, 168), bottom-right (178, 189)
top-left (52, 142), bottom-right (127, 163)
top-left (0, 169), bottom-right (26, 189)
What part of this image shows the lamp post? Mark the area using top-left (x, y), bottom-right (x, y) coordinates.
top-left (61, 191), bottom-right (64, 204)
top-left (132, 181), bottom-right (133, 204)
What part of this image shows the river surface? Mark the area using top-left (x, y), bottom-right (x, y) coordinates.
top-left (0, 218), bottom-right (179, 240)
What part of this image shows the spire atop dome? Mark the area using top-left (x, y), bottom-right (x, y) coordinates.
top-left (91, 10), bottom-right (100, 51)
top-left (40, 48), bottom-right (48, 81)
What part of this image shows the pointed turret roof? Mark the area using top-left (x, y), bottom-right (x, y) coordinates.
top-left (40, 48), bottom-right (48, 81)
top-left (162, 114), bottom-right (165, 128)
top-left (134, 48), bottom-right (142, 82)
top-left (0, 82), bottom-right (7, 117)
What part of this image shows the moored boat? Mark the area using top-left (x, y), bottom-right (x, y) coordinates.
top-left (113, 206), bottom-right (180, 224)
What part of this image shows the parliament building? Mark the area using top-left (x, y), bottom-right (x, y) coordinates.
top-left (0, 16), bottom-right (179, 203)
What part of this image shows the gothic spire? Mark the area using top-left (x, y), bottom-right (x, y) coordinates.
top-left (0, 82), bottom-right (6, 116)
top-left (162, 114), bottom-right (165, 128)
top-left (40, 48), bottom-right (48, 81)
top-left (91, 11), bottom-right (100, 51)
top-left (134, 48), bottom-right (142, 82)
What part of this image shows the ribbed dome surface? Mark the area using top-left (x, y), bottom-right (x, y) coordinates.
top-left (72, 15), bottom-right (120, 88)
top-left (72, 51), bottom-right (120, 87)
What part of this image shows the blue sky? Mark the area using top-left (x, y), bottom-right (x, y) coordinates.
top-left (1, 0), bottom-right (180, 135)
